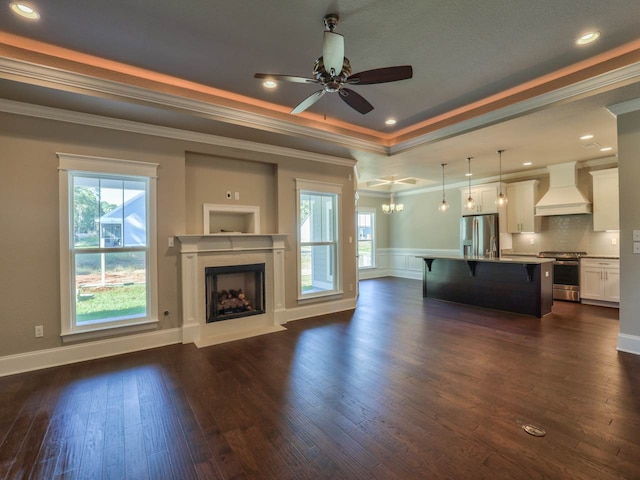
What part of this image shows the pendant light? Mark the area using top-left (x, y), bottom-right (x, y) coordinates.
top-left (464, 157), bottom-right (476, 210)
top-left (382, 192), bottom-right (403, 214)
top-left (495, 149), bottom-right (508, 207)
top-left (438, 163), bottom-right (449, 212)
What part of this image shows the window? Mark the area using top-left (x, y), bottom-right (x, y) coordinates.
top-left (296, 179), bottom-right (342, 299)
top-left (357, 209), bottom-right (376, 268)
top-left (59, 153), bottom-right (158, 340)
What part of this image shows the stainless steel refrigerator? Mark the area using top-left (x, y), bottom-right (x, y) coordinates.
top-left (460, 214), bottom-right (499, 257)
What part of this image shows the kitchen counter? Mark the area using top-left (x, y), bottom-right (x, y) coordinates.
top-left (418, 254), bottom-right (553, 264)
top-left (581, 255), bottom-right (620, 259)
top-left (417, 255), bottom-right (553, 318)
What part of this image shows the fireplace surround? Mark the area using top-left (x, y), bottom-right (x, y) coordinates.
top-left (177, 234), bottom-right (287, 347)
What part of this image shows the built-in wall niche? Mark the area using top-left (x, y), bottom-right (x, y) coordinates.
top-left (203, 204), bottom-right (260, 234)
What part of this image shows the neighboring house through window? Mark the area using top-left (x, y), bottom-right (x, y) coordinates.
top-left (357, 208), bottom-right (376, 268)
top-left (58, 153), bottom-right (158, 341)
top-left (296, 179), bottom-right (342, 300)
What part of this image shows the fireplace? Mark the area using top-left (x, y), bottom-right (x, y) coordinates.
top-left (205, 263), bottom-right (265, 322)
top-left (177, 233), bottom-right (287, 347)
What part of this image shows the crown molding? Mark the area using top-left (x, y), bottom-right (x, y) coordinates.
top-left (0, 98), bottom-right (357, 167)
top-left (0, 56), bottom-right (387, 155)
top-left (390, 61), bottom-right (640, 155)
top-left (607, 97), bottom-right (640, 116)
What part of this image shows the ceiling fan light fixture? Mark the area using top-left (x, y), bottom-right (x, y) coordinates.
top-left (10, 2), bottom-right (39, 19)
top-left (576, 31), bottom-right (600, 45)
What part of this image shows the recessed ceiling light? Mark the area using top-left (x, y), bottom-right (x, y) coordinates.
top-left (465, 173), bottom-right (472, 177)
top-left (523, 162), bottom-right (533, 166)
top-left (10, 2), bottom-right (39, 19)
top-left (385, 118), bottom-right (397, 126)
top-left (576, 31), bottom-right (600, 45)
top-left (262, 80), bottom-right (277, 89)
top-left (600, 146), bottom-right (613, 152)
top-left (580, 134), bottom-right (594, 140)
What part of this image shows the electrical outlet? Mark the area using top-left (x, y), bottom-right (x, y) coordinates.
top-left (35, 325), bottom-right (43, 338)
top-left (634, 230), bottom-right (640, 241)
top-left (349, 283), bottom-right (353, 291)
top-left (226, 191), bottom-right (232, 200)
top-left (168, 237), bottom-right (175, 248)
top-left (529, 238), bottom-right (535, 245)
top-left (634, 242), bottom-right (640, 254)
top-left (234, 192), bottom-right (239, 200)
top-left (611, 237), bottom-right (617, 246)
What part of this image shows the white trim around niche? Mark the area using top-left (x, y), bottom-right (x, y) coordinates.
top-left (203, 204), bottom-right (261, 234)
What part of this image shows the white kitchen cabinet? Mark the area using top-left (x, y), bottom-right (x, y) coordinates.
top-left (590, 168), bottom-right (619, 231)
top-left (506, 180), bottom-right (540, 233)
top-left (460, 183), bottom-right (505, 215)
top-left (580, 258), bottom-right (620, 306)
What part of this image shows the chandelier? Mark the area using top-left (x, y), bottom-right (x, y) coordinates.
top-left (382, 192), bottom-right (403, 214)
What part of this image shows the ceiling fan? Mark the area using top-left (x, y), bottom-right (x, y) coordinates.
top-left (254, 13), bottom-right (413, 115)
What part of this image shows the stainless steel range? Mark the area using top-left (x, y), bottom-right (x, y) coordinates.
top-left (537, 251), bottom-right (587, 302)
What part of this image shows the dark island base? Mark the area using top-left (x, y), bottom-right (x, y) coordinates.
top-left (421, 258), bottom-right (553, 318)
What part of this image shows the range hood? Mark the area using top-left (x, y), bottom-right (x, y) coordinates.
top-left (535, 162), bottom-right (592, 216)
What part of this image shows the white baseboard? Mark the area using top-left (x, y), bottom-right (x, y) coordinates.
top-left (617, 333), bottom-right (640, 356)
top-left (281, 297), bottom-right (357, 323)
top-left (0, 328), bottom-right (182, 377)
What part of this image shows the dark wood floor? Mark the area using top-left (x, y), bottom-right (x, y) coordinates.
top-left (2, 277), bottom-right (640, 479)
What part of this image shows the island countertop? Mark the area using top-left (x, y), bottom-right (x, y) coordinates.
top-left (416, 255), bottom-right (554, 317)
top-left (415, 255), bottom-right (554, 265)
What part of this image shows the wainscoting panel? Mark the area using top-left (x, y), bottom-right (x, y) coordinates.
top-left (359, 248), bottom-right (459, 280)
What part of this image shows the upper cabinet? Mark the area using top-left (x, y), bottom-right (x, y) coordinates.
top-left (590, 168), bottom-right (619, 231)
top-left (460, 183), bottom-right (505, 215)
top-left (506, 180), bottom-right (540, 233)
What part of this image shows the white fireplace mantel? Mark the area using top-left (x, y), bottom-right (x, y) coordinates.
top-left (177, 233), bottom-right (288, 347)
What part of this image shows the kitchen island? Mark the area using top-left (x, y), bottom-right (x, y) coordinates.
top-left (417, 255), bottom-right (554, 317)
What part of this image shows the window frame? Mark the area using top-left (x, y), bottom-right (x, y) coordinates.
top-left (296, 179), bottom-right (343, 301)
top-left (357, 208), bottom-right (376, 269)
top-left (58, 153), bottom-right (159, 341)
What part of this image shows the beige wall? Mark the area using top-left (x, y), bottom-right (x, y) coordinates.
top-left (185, 152), bottom-right (277, 234)
top-left (0, 111), bottom-right (356, 357)
top-left (0, 112), bottom-right (186, 357)
top-left (390, 188), bottom-right (461, 249)
top-left (617, 109), bottom-right (640, 338)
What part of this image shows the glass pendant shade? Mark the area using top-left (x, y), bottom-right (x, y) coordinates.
top-left (495, 149), bottom-right (508, 207)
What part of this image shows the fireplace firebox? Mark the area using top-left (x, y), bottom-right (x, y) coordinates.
top-left (205, 263), bottom-right (265, 322)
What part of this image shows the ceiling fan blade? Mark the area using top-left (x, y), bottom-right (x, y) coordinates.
top-left (291, 90), bottom-right (326, 114)
top-left (347, 65), bottom-right (413, 85)
top-left (254, 73), bottom-right (318, 84)
top-left (323, 31), bottom-right (344, 76)
top-left (338, 88), bottom-right (374, 114)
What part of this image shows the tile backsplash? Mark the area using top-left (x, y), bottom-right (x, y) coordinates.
top-left (509, 214), bottom-right (619, 255)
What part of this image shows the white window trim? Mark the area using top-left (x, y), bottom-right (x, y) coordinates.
top-left (357, 207), bottom-right (376, 269)
top-left (58, 153), bottom-right (159, 342)
top-left (295, 178), bottom-right (343, 301)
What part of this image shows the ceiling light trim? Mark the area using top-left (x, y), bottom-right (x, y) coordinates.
top-left (0, 98), bottom-right (357, 167)
top-left (0, 56), bottom-right (388, 155)
top-left (389, 60), bottom-right (640, 155)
